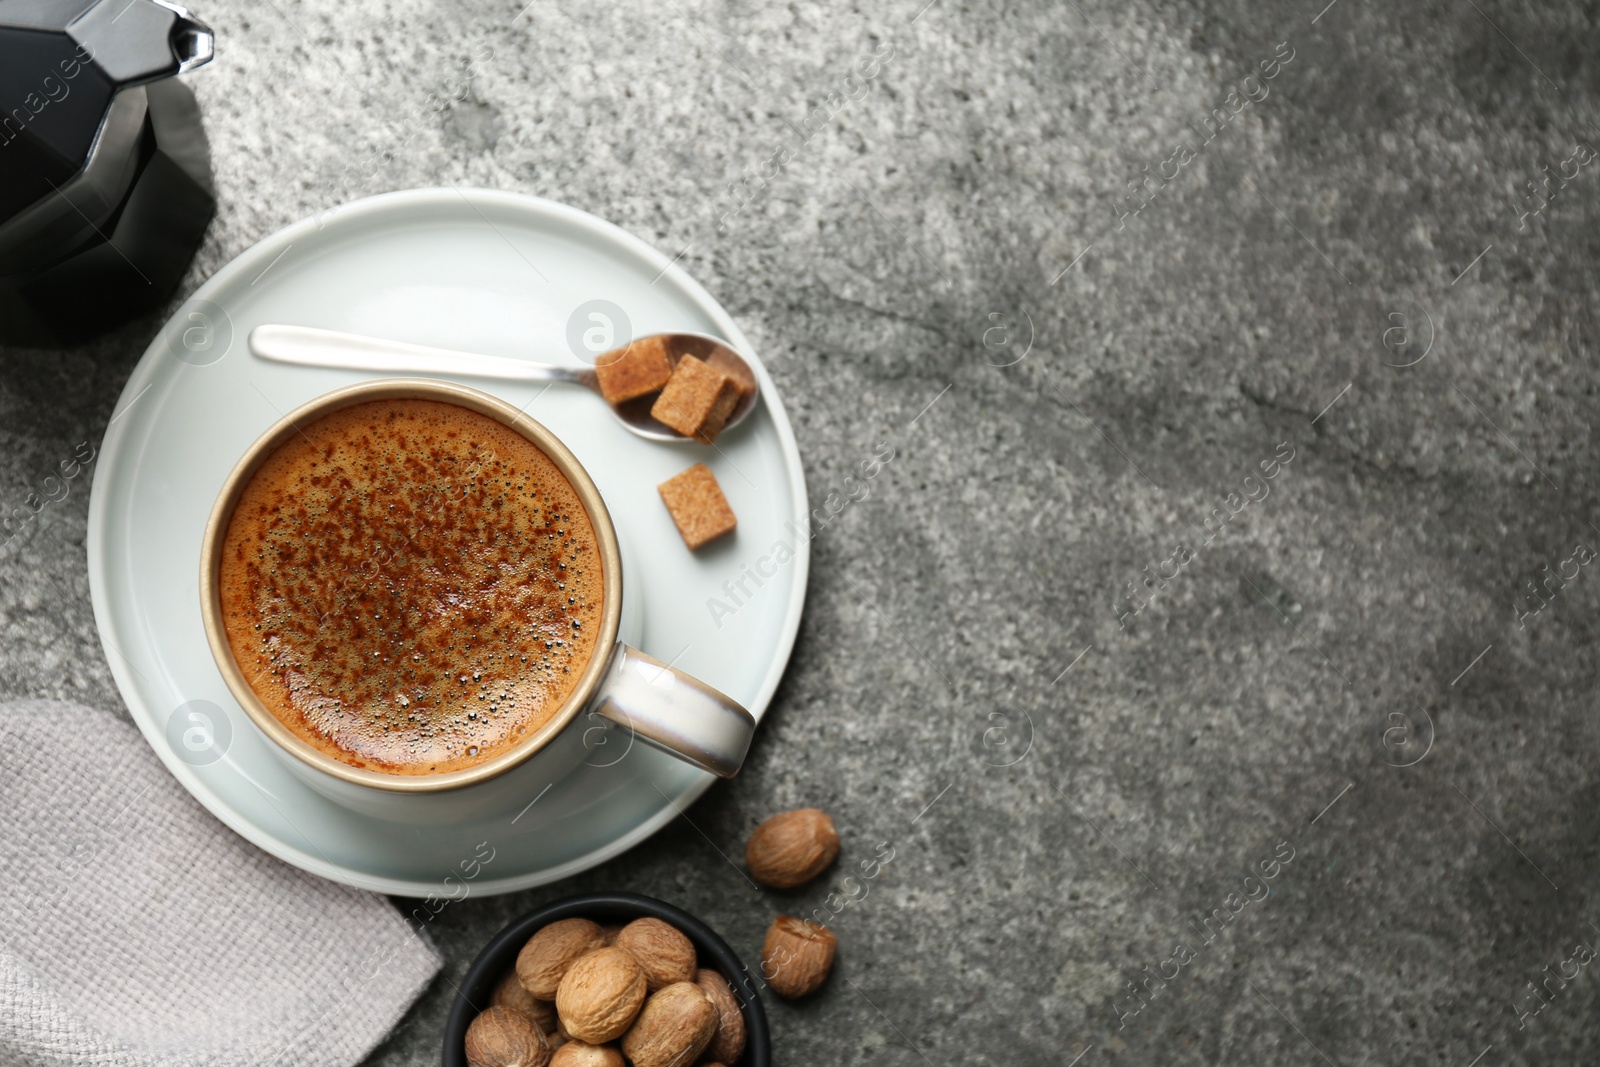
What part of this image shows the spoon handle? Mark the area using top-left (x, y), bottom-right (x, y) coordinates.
top-left (248, 324), bottom-right (584, 383)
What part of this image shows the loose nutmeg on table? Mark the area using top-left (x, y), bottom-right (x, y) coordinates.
top-left (745, 807), bottom-right (840, 888)
top-left (761, 914), bottom-right (838, 998)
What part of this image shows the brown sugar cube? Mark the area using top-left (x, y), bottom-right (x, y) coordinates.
top-left (594, 336), bottom-right (673, 405)
top-left (658, 464), bottom-right (737, 550)
top-left (650, 356), bottom-right (741, 443)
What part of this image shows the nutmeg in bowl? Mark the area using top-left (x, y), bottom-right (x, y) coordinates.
top-left (442, 892), bottom-right (771, 1067)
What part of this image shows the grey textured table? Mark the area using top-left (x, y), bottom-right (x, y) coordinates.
top-left (4, 1), bottom-right (1599, 1064)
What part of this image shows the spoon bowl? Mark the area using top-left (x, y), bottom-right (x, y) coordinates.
top-left (247, 324), bottom-right (761, 443)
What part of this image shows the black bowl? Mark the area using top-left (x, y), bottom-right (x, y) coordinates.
top-left (442, 892), bottom-right (771, 1066)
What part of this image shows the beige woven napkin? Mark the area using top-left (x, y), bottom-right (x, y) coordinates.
top-left (0, 700), bottom-right (441, 1067)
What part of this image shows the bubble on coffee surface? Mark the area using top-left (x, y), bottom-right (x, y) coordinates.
top-left (218, 399), bottom-right (604, 774)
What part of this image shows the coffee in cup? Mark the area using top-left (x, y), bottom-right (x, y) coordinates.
top-left (201, 378), bottom-right (756, 810)
top-left (218, 398), bottom-right (605, 774)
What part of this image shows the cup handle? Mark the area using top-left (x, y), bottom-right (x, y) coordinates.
top-left (590, 645), bottom-right (755, 778)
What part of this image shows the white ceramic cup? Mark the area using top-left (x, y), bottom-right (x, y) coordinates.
top-left (199, 377), bottom-right (755, 823)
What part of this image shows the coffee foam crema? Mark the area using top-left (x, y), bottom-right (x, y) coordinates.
top-left (219, 399), bottom-right (604, 775)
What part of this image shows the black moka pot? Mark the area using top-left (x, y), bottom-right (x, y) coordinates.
top-left (0, 0), bottom-right (215, 346)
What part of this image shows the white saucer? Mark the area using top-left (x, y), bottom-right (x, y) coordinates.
top-left (85, 189), bottom-right (809, 896)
